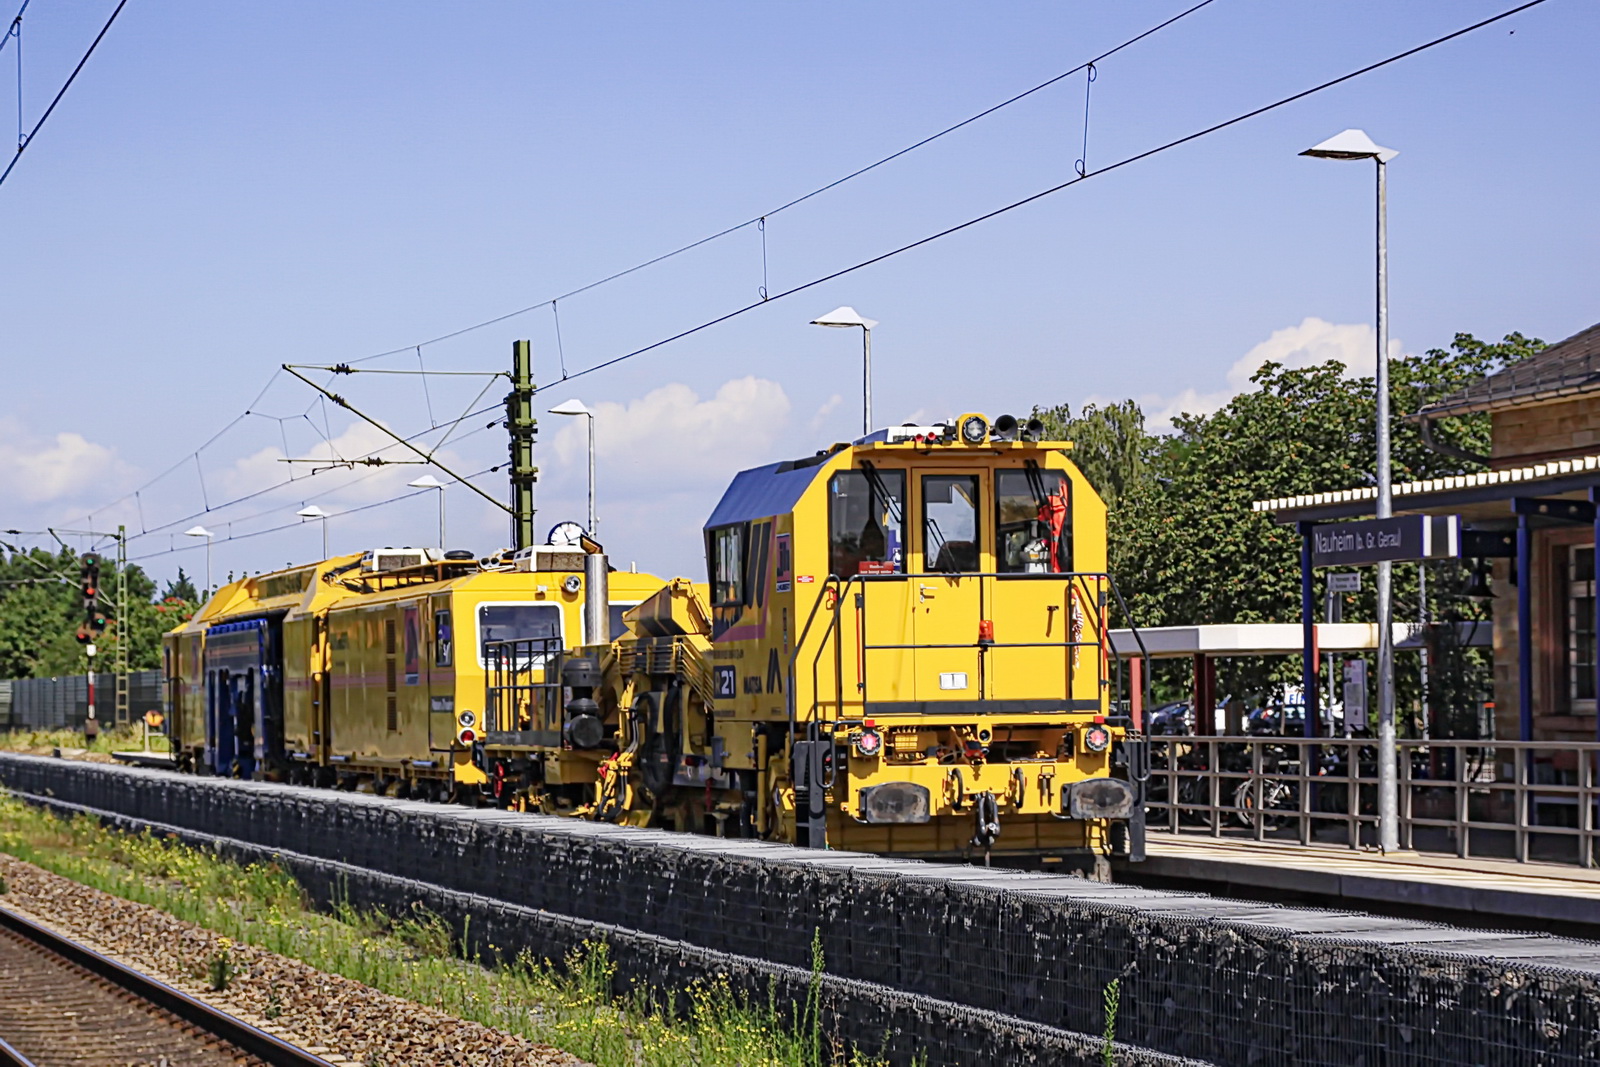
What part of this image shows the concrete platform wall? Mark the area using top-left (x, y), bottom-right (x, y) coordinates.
top-left (2, 754), bottom-right (1598, 1067)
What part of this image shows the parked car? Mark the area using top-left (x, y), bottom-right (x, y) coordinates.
top-left (1246, 702), bottom-right (1345, 736)
top-left (1147, 702), bottom-right (1193, 735)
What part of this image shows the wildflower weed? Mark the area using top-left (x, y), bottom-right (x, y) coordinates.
top-left (0, 795), bottom-right (903, 1066)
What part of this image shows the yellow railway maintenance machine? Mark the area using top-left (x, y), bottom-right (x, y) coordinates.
top-left (164, 542), bottom-right (667, 801)
top-left (536, 414), bottom-right (1149, 868)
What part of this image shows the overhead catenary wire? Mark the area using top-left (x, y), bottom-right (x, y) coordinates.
top-left (127, 469), bottom-right (495, 563)
top-left (342, 0), bottom-right (1222, 367)
top-left (4, 0), bottom-right (29, 151)
top-left (66, 2), bottom-right (1219, 534)
top-left (120, 402), bottom-right (504, 545)
top-left (529, 0), bottom-right (1553, 393)
top-left (0, 0), bottom-right (129, 190)
top-left (67, 0), bottom-right (1543, 562)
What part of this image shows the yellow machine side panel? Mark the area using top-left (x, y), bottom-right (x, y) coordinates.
top-left (326, 600), bottom-right (430, 764)
top-left (281, 615), bottom-right (316, 756)
top-left (162, 629), bottom-right (207, 752)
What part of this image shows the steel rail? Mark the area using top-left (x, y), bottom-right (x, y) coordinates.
top-left (0, 904), bottom-right (336, 1067)
top-left (0, 1033), bottom-right (32, 1067)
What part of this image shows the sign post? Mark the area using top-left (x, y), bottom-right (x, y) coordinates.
top-left (1343, 658), bottom-right (1368, 734)
top-left (1307, 514), bottom-right (1460, 850)
top-left (1328, 572), bottom-right (1362, 594)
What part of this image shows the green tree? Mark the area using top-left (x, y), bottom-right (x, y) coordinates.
top-left (0, 546), bottom-right (177, 678)
top-left (1032, 399), bottom-right (1155, 584)
top-left (164, 568), bottom-right (200, 604)
top-left (1037, 331), bottom-right (1542, 720)
top-left (1032, 399), bottom-right (1153, 509)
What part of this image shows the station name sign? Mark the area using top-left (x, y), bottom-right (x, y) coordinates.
top-left (1310, 514), bottom-right (1460, 567)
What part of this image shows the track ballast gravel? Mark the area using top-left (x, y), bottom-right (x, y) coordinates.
top-left (0, 855), bottom-right (583, 1067)
top-left (0, 919), bottom-right (252, 1067)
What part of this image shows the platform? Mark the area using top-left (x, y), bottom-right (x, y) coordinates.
top-left (107, 750), bottom-right (177, 770)
top-left (1123, 832), bottom-right (1600, 932)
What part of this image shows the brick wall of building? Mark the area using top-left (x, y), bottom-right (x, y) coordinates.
top-left (1491, 397), bottom-right (1600, 464)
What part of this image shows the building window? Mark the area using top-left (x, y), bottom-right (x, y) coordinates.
top-left (1566, 544), bottom-right (1595, 704)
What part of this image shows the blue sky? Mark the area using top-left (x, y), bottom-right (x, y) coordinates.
top-left (0, 0), bottom-right (1594, 583)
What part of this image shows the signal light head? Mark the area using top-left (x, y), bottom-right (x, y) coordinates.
top-left (457, 727), bottom-right (477, 745)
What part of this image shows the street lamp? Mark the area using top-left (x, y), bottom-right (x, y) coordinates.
top-left (811, 306), bottom-right (878, 436)
top-left (184, 525), bottom-right (215, 596)
top-left (296, 505), bottom-right (329, 559)
top-left (408, 475), bottom-right (447, 546)
top-left (548, 399), bottom-right (597, 536)
top-left (1301, 127), bottom-right (1400, 853)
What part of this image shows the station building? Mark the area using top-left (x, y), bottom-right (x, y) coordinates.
top-left (1254, 319), bottom-right (1600, 745)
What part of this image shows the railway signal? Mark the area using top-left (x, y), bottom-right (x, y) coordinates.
top-left (79, 552), bottom-right (100, 610)
top-left (77, 552), bottom-right (110, 640)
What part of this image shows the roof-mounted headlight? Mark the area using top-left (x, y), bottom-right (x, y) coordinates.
top-left (959, 414), bottom-right (988, 445)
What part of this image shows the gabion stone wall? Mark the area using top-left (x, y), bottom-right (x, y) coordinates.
top-left (3, 753), bottom-right (1599, 1067)
top-left (22, 789), bottom-right (1197, 1067)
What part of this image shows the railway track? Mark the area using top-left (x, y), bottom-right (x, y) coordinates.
top-left (0, 904), bottom-right (334, 1067)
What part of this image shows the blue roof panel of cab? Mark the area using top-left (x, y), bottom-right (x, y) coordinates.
top-left (704, 460), bottom-right (824, 529)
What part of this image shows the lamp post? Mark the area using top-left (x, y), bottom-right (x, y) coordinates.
top-left (811, 306), bottom-right (878, 436)
top-left (296, 505), bottom-right (330, 558)
top-left (548, 399), bottom-right (596, 536)
top-left (1301, 128), bottom-right (1400, 853)
top-left (408, 475), bottom-right (447, 546)
top-left (184, 525), bottom-right (215, 597)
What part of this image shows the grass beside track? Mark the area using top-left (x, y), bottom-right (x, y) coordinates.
top-left (0, 724), bottom-right (172, 756)
top-left (0, 795), bottom-right (904, 1067)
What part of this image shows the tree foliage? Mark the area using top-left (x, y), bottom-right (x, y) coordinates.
top-left (0, 546), bottom-right (194, 679)
top-left (1037, 331), bottom-right (1544, 721)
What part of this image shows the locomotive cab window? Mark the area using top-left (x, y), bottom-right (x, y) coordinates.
top-left (997, 468), bottom-right (1072, 574)
top-left (828, 468), bottom-right (905, 577)
top-left (710, 525), bottom-right (748, 605)
top-left (923, 474), bottom-right (981, 574)
top-left (477, 603), bottom-right (562, 666)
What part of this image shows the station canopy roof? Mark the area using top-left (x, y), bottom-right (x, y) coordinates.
top-left (1108, 622), bottom-right (1490, 660)
top-left (1251, 452), bottom-right (1600, 525)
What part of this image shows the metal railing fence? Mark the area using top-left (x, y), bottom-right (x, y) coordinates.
top-left (0, 671), bottom-right (163, 731)
top-left (1146, 735), bottom-right (1600, 868)
top-left (483, 636), bottom-right (565, 740)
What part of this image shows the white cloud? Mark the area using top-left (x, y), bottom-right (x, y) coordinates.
top-left (1224, 317), bottom-right (1399, 391)
top-left (549, 376), bottom-right (791, 490)
top-left (809, 393), bottom-right (844, 430)
top-left (534, 377), bottom-right (791, 576)
top-left (1098, 317), bottom-right (1405, 433)
top-left (0, 417), bottom-right (134, 504)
